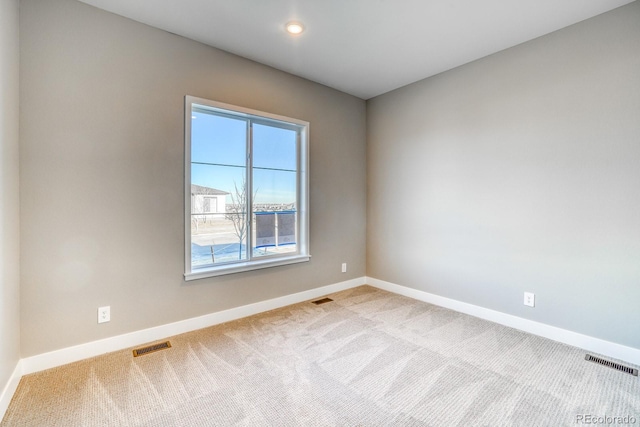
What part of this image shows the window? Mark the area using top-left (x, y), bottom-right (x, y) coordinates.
top-left (184, 96), bottom-right (310, 280)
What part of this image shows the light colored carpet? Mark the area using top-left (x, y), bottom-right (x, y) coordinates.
top-left (2, 285), bottom-right (639, 426)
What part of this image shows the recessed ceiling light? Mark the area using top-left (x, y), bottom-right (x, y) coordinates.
top-left (285, 21), bottom-right (305, 35)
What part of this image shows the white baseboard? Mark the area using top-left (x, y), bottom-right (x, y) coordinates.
top-left (0, 361), bottom-right (23, 421)
top-left (21, 276), bottom-right (366, 375)
top-left (366, 276), bottom-right (640, 366)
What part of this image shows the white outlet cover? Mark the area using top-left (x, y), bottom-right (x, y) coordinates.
top-left (341, 263), bottom-right (347, 273)
top-left (98, 306), bottom-right (110, 323)
top-left (524, 292), bottom-right (535, 307)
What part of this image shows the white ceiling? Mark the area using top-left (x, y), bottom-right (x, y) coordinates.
top-left (78, 0), bottom-right (634, 100)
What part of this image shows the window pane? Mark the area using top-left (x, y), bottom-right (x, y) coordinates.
top-left (252, 124), bottom-right (298, 258)
top-left (191, 109), bottom-right (246, 167)
top-left (191, 165), bottom-right (248, 268)
top-left (252, 169), bottom-right (297, 257)
top-left (252, 124), bottom-right (297, 170)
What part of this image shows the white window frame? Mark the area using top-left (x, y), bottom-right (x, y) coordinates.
top-left (184, 96), bottom-right (310, 280)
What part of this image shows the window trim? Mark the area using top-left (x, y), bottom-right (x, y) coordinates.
top-left (184, 96), bottom-right (310, 280)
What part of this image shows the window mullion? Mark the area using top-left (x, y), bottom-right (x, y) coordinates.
top-left (246, 121), bottom-right (253, 261)
top-left (296, 130), bottom-right (301, 255)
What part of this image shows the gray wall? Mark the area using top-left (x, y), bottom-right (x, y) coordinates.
top-left (20, 0), bottom-right (366, 357)
top-left (367, 2), bottom-right (640, 349)
top-left (0, 0), bottom-right (21, 388)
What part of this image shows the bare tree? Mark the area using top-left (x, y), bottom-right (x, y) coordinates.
top-left (225, 180), bottom-right (257, 259)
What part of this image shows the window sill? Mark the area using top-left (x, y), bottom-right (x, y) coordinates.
top-left (184, 254), bottom-right (311, 281)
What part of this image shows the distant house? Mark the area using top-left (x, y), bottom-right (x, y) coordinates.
top-left (191, 184), bottom-right (228, 215)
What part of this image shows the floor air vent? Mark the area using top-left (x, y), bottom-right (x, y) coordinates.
top-left (585, 354), bottom-right (638, 376)
top-left (312, 297), bottom-right (333, 305)
top-left (133, 341), bottom-right (171, 357)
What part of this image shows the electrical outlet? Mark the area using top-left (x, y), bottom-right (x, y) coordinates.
top-left (98, 306), bottom-right (110, 323)
top-left (524, 292), bottom-right (535, 307)
top-left (341, 263), bottom-right (347, 273)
